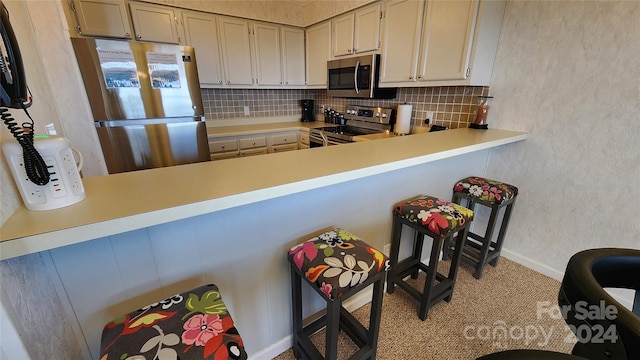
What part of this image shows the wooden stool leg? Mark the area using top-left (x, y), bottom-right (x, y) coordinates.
top-left (489, 201), bottom-right (515, 267)
top-left (418, 234), bottom-right (444, 320)
top-left (387, 216), bottom-right (403, 294)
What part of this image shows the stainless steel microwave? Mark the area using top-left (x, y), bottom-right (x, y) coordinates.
top-left (327, 54), bottom-right (397, 99)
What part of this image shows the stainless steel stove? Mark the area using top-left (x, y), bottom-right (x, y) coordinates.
top-left (310, 105), bottom-right (395, 147)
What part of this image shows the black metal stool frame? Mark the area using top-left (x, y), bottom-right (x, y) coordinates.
top-left (449, 192), bottom-right (517, 279)
top-left (290, 262), bottom-right (386, 360)
top-left (387, 214), bottom-right (469, 320)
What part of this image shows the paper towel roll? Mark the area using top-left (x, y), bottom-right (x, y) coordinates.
top-left (395, 104), bottom-right (412, 135)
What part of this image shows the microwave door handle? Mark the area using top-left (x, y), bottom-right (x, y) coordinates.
top-left (354, 61), bottom-right (360, 94)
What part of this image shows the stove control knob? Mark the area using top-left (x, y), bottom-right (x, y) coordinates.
top-left (375, 112), bottom-right (381, 117)
top-left (382, 113), bottom-right (388, 118)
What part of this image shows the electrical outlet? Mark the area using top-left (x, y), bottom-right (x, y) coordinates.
top-left (244, 106), bottom-right (250, 115)
top-left (426, 111), bottom-right (434, 124)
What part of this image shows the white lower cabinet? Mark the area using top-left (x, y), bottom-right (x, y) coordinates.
top-left (238, 136), bottom-right (268, 156)
top-left (299, 130), bottom-right (310, 149)
top-left (269, 132), bottom-right (298, 153)
top-left (209, 138), bottom-right (239, 160)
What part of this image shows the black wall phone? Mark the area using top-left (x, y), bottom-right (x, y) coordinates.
top-left (0, 0), bottom-right (50, 186)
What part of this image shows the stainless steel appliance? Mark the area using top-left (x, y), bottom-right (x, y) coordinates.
top-left (71, 37), bottom-right (210, 174)
top-left (310, 105), bottom-right (395, 147)
top-left (327, 54), bottom-right (397, 99)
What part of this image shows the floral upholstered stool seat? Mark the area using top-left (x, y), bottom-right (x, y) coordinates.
top-left (447, 176), bottom-right (519, 279)
top-left (388, 195), bottom-right (474, 320)
top-left (100, 284), bottom-right (247, 360)
top-left (288, 228), bottom-right (390, 360)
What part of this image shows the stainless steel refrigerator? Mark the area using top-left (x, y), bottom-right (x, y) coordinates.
top-left (71, 37), bottom-right (210, 174)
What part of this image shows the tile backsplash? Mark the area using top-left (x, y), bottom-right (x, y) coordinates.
top-left (202, 86), bottom-right (490, 129)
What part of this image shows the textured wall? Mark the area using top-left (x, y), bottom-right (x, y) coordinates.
top-left (487, 1), bottom-right (640, 272)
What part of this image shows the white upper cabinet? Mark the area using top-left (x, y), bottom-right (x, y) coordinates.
top-left (305, 20), bottom-right (332, 87)
top-left (281, 26), bottom-right (306, 86)
top-left (70, 0), bottom-right (132, 39)
top-left (182, 11), bottom-right (224, 86)
top-left (332, 3), bottom-right (382, 57)
top-left (129, 2), bottom-right (180, 44)
top-left (218, 16), bottom-right (255, 86)
top-left (252, 22), bottom-right (283, 86)
top-left (380, 0), bottom-right (505, 87)
top-left (418, 0), bottom-right (478, 81)
top-left (379, 0), bottom-right (425, 83)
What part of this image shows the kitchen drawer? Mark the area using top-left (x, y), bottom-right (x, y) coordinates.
top-left (240, 147), bottom-right (268, 157)
top-left (270, 133), bottom-right (298, 146)
top-left (209, 139), bottom-right (238, 153)
top-left (239, 136), bottom-right (267, 149)
top-left (270, 143), bottom-right (298, 153)
top-left (210, 151), bottom-right (239, 160)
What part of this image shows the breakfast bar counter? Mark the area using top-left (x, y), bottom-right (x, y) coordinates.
top-left (0, 128), bottom-right (525, 260)
top-left (0, 128), bottom-right (526, 360)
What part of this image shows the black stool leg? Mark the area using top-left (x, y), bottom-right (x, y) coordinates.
top-left (474, 204), bottom-right (499, 279)
top-left (368, 277), bottom-right (385, 359)
top-left (489, 201), bottom-right (515, 267)
top-left (290, 265), bottom-right (303, 359)
top-left (444, 227), bottom-right (467, 302)
top-left (325, 299), bottom-right (341, 360)
top-left (411, 231), bottom-right (425, 279)
top-left (387, 216), bottom-right (403, 294)
top-left (418, 234), bottom-right (444, 320)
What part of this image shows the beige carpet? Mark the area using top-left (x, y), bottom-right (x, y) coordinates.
top-left (274, 258), bottom-right (576, 359)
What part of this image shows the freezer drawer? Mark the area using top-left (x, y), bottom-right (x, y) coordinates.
top-left (96, 119), bottom-right (210, 174)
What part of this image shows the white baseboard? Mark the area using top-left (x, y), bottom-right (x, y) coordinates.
top-left (500, 248), bottom-right (564, 281)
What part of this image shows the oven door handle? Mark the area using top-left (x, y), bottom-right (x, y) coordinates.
top-left (354, 61), bottom-right (360, 95)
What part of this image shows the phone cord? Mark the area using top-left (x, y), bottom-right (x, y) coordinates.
top-left (1, 106), bottom-right (50, 185)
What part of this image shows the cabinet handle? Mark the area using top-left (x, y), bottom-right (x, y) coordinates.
top-left (125, 32), bottom-right (131, 38)
top-left (226, 80), bottom-right (230, 84)
top-left (136, 34), bottom-right (142, 39)
top-left (353, 48), bottom-right (357, 53)
top-left (219, 80), bottom-right (223, 84)
top-left (409, 76), bottom-right (413, 80)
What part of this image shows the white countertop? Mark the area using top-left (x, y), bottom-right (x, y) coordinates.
top-left (0, 128), bottom-right (526, 260)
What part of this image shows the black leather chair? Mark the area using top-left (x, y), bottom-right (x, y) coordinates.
top-left (478, 248), bottom-right (640, 360)
top-left (559, 248), bottom-right (640, 359)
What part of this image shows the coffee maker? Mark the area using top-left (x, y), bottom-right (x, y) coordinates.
top-left (300, 99), bottom-right (315, 122)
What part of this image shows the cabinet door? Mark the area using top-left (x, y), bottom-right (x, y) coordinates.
top-left (129, 2), bottom-right (180, 44)
top-left (281, 26), bottom-right (305, 86)
top-left (71, 0), bottom-right (132, 39)
top-left (332, 13), bottom-right (354, 57)
top-left (218, 16), bottom-right (254, 86)
top-left (418, 0), bottom-right (478, 81)
top-left (253, 22), bottom-right (283, 86)
top-left (182, 11), bottom-right (224, 86)
top-left (353, 3), bottom-right (381, 53)
top-left (379, 0), bottom-right (425, 84)
top-left (305, 20), bottom-right (331, 87)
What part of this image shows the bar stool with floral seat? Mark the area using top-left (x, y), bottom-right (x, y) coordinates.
top-left (288, 228), bottom-right (390, 360)
top-left (387, 195), bottom-right (474, 320)
top-left (100, 284), bottom-right (247, 360)
top-left (447, 176), bottom-right (519, 279)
